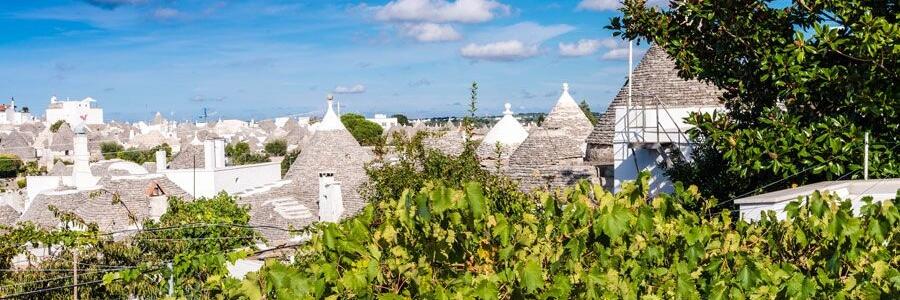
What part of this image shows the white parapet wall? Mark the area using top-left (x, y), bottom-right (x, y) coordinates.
top-left (735, 178), bottom-right (900, 221)
top-left (161, 162), bottom-right (281, 199)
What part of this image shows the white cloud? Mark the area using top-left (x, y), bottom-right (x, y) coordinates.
top-left (375, 0), bottom-right (510, 23)
top-left (600, 48), bottom-right (629, 60)
top-left (558, 39), bottom-right (603, 57)
top-left (333, 84), bottom-right (366, 94)
top-left (153, 8), bottom-right (180, 20)
top-left (472, 22), bottom-right (574, 45)
top-left (576, 0), bottom-right (620, 11)
top-left (460, 40), bottom-right (539, 61)
top-left (401, 23), bottom-right (462, 42)
top-left (577, 0), bottom-right (667, 11)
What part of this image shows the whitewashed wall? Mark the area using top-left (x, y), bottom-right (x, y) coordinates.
top-left (612, 106), bottom-right (721, 195)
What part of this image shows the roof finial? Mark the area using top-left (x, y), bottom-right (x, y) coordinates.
top-left (503, 102), bottom-right (512, 115)
top-left (562, 82), bottom-right (569, 93)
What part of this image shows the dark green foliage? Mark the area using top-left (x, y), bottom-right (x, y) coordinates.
top-left (21, 161), bottom-right (46, 176)
top-left (116, 143), bottom-right (172, 165)
top-left (341, 113), bottom-right (384, 146)
top-left (226, 141), bottom-right (270, 166)
top-left (609, 0), bottom-right (899, 202)
top-left (579, 100), bottom-right (598, 125)
top-left (100, 142), bottom-right (124, 160)
top-left (49, 120), bottom-right (66, 133)
top-left (236, 171), bottom-right (900, 298)
top-left (0, 193), bottom-right (256, 299)
top-left (0, 154), bottom-right (22, 178)
top-left (391, 114), bottom-right (410, 126)
top-left (280, 148), bottom-right (301, 177)
top-left (263, 139), bottom-right (287, 156)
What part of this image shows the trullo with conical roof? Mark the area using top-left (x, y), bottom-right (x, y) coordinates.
top-left (283, 95), bottom-right (373, 220)
top-left (477, 102), bottom-right (528, 166)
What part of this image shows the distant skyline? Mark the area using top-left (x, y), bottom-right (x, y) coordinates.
top-left (0, 0), bottom-right (650, 122)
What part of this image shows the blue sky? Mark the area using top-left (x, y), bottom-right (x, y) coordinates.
top-left (0, 0), bottom-right (648, 121)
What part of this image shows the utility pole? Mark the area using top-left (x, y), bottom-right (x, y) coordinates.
top-left (167, 262), bottom-right (174, 297)
top-left (864, 132), bottom-right (869, 180)
top-left (73, 250), bottom-right (78, 300)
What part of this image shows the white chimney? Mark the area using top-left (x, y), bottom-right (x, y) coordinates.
top-left (214, 138), bottom-right (226, 168)
top-left (318, 172), bottom-right (343, 222)
top-left (155, 150), bottom-right (167, 172)
top-left (203, 139), bottom-right (215, 171)
top-left (71, 132), bottom-right (95, 188)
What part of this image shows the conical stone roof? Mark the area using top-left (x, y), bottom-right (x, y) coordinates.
top-left (50, 123), bottom-right (75, 152)
top-left (541, 83), bottom-right (594, 141)
top-left (587, 45), bottom-right (722, 146)
top-left (508, 128), bottom-right (584, 167)
top-left (283, 97), bottom-right (372, 217)
top-left (169, 144), bottom-right (205, 169)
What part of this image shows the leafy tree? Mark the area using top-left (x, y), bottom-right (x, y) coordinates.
top-left (341, 113), bottom-right (384, 146)
top-left (0, 193), bottom-right (257, 299)
top-left (281, 148), bottom-right (301, 177)
top-left (226, 141), bottom-right (270, 166)
top-left (100, 141), bottom-right (124, 160)
top-left (579, 99), bottom-right (598, 125)
top-left (225, 141), bottom-right (251, 158)
top-left (115, 143), bottom-right (172, 165)
top-left (0, 154), bottom-right (22, 178)
top-left (21, 161), bottom-right (46, 176)
top-left (263, 139), bottom-right (287, 156)
top-left (609, 0), bottom-right (899, 202)
top-left (49, 120), bottom-right (66, 133)
top-left (391, 113), bottom-right (410, 126)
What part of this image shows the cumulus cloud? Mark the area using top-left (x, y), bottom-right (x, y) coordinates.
top-left (460, 40), bottom-right (539, 61)
top-left (333, 84), bottom-right (366, 94)
top-left (558, 39), bottom-right (603, 57)
top-left (401, 23), bottom-right (462, 42)
top-left (375, 0), bottom-right (510, 24)
top-left (81, 0), bottom-right (145, 10)
top-left (576, 0), bottom-right (668, 11)
top-left (559, 38), bottom-right (626, 58)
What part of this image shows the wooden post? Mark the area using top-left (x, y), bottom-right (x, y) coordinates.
top-left (73, 250), bottom-right (78, 300)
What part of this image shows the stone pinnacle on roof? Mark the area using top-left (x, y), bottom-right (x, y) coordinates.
top-left (318, 94), bottom-right (346, 131)
top-left (540, 82), bottom-right (594, 141)
top-left (481, 102), bottom-right (528, 148)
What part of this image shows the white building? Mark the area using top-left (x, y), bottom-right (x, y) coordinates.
top-left (586, 45), bottom-right (724, 195)
top-left (158, 138), bottom-right (282, 199)
top-left (45, 96), bottom-right (104, 125)
top-left (0, 98), bottom-right (35, 125)
top-left (735, 179), bottom-right (900, 221)
top-left (367, 114), bottom-right (398, 130)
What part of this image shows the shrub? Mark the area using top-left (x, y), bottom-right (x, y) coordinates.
top-left (341, 113), bottom-right (384, 146)
top-left (0, 154), bottom-right (22, 178)
top-left (100, 142), bottom-right (124, 159)
top-left (263, 139), bottom-right (287, 156)
top-left (281, 148), bottom-right (301, 177)
top-left (16, 178), bottom-right (26, 189)
top-left (49, 120), bottom-right (66, 133)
